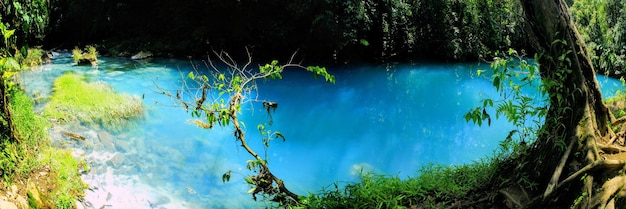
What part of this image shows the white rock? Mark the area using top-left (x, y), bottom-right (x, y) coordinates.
top-left (0, 201), bottom-right (18, 209)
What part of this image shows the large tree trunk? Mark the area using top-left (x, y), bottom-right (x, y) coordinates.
top-left (506, 0), bottom-right (626, 208)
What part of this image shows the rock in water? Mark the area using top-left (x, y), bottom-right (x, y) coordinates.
top-left (107, 153), bottom-right (125, 168)
top-left (97, 131), bottom-right (116, 151)
top-left (131, 51), bottom-right (153, 60)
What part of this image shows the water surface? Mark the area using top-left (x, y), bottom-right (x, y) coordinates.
top-left (20, 55), bottom-right (624, 208)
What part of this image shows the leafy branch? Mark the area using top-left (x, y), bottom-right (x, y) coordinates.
top-left (157, 49), bottom-right (334, 206)
top-left (465, 49), bottom-right (548, 147)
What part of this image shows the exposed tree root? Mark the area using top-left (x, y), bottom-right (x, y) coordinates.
top-left (522, 159), bottom-right (626, 209)
top-left (611, 116), bottom-right (626, 127)
top-left (608, 128), bottom-right (626, 145)
top-left (599, 144), bottom-right (626, 154)
top-left (544, 136), bottom-right (577, 197)
top-left (590, 176), bottom-right (626, 208)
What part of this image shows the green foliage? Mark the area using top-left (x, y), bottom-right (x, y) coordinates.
top-left (8, 84), bottom-right (86, 209)
top-left (303, 0), bottom-right (527, 61)
top-left (465, 50), bottom-right (548, 145)
top-left (48, 0), bottom-right (527, 62)
top-left (0, 141), bottom-right (20, 182)
top-left (571, 0), bottom-right (626, 77)
top-left (39, 147), bottom-right (88, 209)
top-left (302, 161), bottom-right (498, 208)
top-left (44, 72), bottom-right (143, 132)
top-left (0, 0), bottom-right (48, 45)
top-left (14, 46), bottom-right (45, 68)
top-left (186, 59), bottom-right (334, 132)
top-left (0, 11), bottom-right (84, 209)
top-left (71, 45), bottom-right (98, 65)
top-left (0, 22), bottom-right (16, 51)
top-left (8, 91), bottom-right (47, 171)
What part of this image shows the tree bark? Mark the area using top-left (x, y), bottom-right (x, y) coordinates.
top-left (509, 0), bottom-right (621, 208)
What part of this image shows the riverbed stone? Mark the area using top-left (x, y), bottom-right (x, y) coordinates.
top-left (115, 139), bottom-right (132, 153)
top-left (97, 131), bottom-right (116, 151)
top-left (107, 153), bottom-right (125, 168)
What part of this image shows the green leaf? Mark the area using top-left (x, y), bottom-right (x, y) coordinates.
top-left (3, 29), bottom-right (14, 40)
top-left (483, 99), bottom-right (493, 107)
top-left (507, 48), bottom-right (516, 55)
top-left (2, 57), bottom-right (20, 71)
top-left (187, 71), bottom-right (195, 80)
top-left (493, 76), bottom-right (501, 90)
top-left (244, 176), bottom-right (255, 184)
top-left (359, 39), bottom-right (370, 46)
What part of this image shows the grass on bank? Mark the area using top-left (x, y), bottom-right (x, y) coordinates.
top-left (44, 72), bottom-right (143, 132)
top-left (7, 90), bottom-right (87, 208)
top-left (300, 159), bottom-right (499, 209)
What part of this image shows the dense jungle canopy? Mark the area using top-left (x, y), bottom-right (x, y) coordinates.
top-left (2, 0), bottom-right (626, 208)
top-left (34, 0), bottom-right (626, 73)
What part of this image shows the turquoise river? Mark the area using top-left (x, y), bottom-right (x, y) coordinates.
top-left (19, 53), bottom-right (625, 208)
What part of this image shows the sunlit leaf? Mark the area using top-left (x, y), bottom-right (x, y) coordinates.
top-left (244, 176), bottom-right (255, 184)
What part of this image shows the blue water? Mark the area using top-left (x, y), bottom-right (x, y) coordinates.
top-left (20, 55), bottom-right (625, 208)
